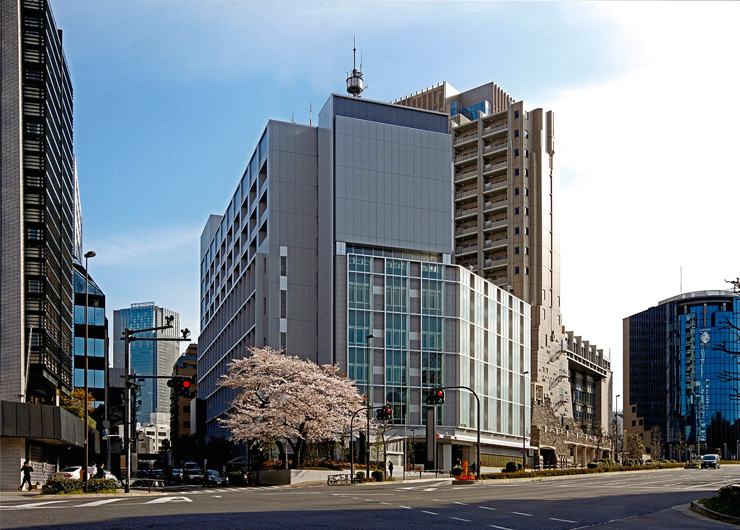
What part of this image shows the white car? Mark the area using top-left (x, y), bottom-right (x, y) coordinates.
top-left (53, 466), bottom-right (83, 480)
top-left (700, 454), bottom-right (721, 469)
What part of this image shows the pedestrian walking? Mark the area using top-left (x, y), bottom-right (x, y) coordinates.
top-left (96, 463), bottom-right (105, 479)
top-left (388, 461), bottom-right (393, 477)
top-left (19, 460), bottom-right (33, 491)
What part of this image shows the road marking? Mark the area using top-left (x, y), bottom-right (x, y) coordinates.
top-left (212, 496), bottom-right (222, 498)
top-left (450, 517), bottom-right (472, 522)
top-left (479, 506), bottom-right (497, 511)
top-left (453, 501), bottom-right (467, 505)
top-left (380, 502), bottom-right (390, 505)
top-left (422, 488), bottom-right (438, 491)
top-left (488, 525), bottom-right (514, 530)
top-left (511, 511), bottom-right (532, 516)
top-left (550, 517), bottom-right (577, 523)
top-left (0, 501), bottom-right (69, 510)
top-left (421, 510), bottom-right (438, 515)
top-left (399, 505), bottom-right (412, 509)
top-left (76, 499), bottom-right (126, 507)
top-left (145, 496), bottom-right (193, 504)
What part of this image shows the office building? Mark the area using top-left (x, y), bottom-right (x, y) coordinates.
top-left (171, 344), bottom-right (197, 464)
top-left (113, 303), bottom-right (180, 427)
top-left (394, 82), bottom-right (612, 465)
top-left (624, 290), bottom-right (740, 460)
top-left (0, 0), bottom-right (88, 491)
top-left (72, 261), bottom-right (107, 409)
top-left (199, 93), bottom-right (532, 468)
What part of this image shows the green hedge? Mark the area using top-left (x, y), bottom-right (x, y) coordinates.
top-left (42, 478), bottom-right (119, 494)
top-left (482, 462), bottom-right (685, 480)
top-left (700, 484), bottom-right (740, 517)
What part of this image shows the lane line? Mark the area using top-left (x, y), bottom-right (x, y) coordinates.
top-left (488, 525), bottom-right (514, 530)
top-left (0, 501), bottom-right (69, 510)
top-left (76, 499), bottom-right (126, 507)
top-left (450, 517), bottom-right (472, 522)
top-left (453, 501), bottom-right (467, 505)
top-left (479, 506), bottom-right (497, 511)
top-left (511, 511), bottom-right (532, 516)
top-left (550, 517), bottom-right (578, 523)
top-left (421, 510), bottom-right (438, 515)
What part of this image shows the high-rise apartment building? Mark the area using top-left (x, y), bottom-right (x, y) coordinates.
top-left (624, 290), bottom-right (740, 460)
top-left (199, 93), bottom-right (533, 469)
top-left (113, 303), bottom-right (180, 426)
top-left (395, 82), bottom-right (612, 465)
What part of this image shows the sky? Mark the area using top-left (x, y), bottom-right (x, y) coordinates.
top-left (51, 1), bottom-right (740, 401)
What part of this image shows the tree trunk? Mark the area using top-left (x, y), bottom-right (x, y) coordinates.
top-left (288, 438), bottom-right (304, 468)
top-left (275, 440), bottom-right (288, 469)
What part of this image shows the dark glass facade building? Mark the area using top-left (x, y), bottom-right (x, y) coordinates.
top-left (624, 290), bottom-right (740, 459)
top-left (72, 262), bottom-right (107, 409)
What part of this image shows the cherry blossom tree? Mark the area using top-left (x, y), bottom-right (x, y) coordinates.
top-left (219, 346), bottom-right (366, 468)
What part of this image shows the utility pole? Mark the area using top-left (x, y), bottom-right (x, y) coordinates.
top-left (123, 317), bottom-right (191, 493)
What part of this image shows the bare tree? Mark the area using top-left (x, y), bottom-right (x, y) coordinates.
top-left (650, 425), bottom-right (663, 461)
top-left (625, 432), bottom-right (645, 463)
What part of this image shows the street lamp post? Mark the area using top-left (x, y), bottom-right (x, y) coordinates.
top-left (615, 394), bottom-right (621, 463)
top-left (522, 371), bottom-right (529, 471)
top-left (83, 250), bottom-right (95, 493)
top-left (365, 334), bottom-right (374, 478)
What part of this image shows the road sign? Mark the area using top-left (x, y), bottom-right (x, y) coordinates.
top-left (520, 449), bottom-right (526, 455)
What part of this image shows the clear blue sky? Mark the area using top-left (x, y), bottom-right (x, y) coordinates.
top-left (52, 1), bottom-right (740, 396)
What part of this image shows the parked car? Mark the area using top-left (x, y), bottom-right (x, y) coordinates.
top-left (53, 466), bottom-right (83, 480)
top-left (205, 470), bottom-right (228, 486)
top-left (183, 467), bottom-right (204, 484)
top-left (171, 468), bottom-right (183, 481)
top-left (103, 470), bottom-right (122, 487)
top-left (700, 454), bottom-right (721, 469)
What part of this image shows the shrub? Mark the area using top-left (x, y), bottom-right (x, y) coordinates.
top-left (371, 470), bottom-right (384, 482)
top-left (355, 471), bottom-right (365, 481)
top-left (42, 478), bottom-right (118, 495)
top-left (504, 461), bottom-right (518, 473)
top-left (701, 485), bottom-right (740, 517)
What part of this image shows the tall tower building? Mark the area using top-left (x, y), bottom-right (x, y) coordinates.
top-left (113, 303), bottom-right (180, 426)
top-left (395, 83), bottom-right (612, 459)
top-left (1, 0), bottom-right (76, 404)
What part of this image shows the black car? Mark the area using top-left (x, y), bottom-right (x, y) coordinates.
top-left (183, 467), bottom-right (204, 484)
top-left (205, 470), bottom-right (228, 486)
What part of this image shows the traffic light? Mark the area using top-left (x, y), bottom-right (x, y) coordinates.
top-left (376, 405), bottom-right (393, 421)
top-left (425, 388), bottom-right (445, 405)
top-left (168, 376), bottom-right (194, 397)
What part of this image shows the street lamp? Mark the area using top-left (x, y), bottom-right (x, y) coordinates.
top-left (365, 334), bottom-right (374, 478)
top-left (615, 394), bottom-right (621, 463)
top-left (522, 371), bottom-right (529, 471)
top-left (83, 250), bottom-right (96, 493)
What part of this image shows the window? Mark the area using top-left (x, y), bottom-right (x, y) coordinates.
top-left (515, 188), bottom-right (519, 196)
top-left (514, 149), bottom-right (520, 157)
top-left (525, 228), bottom-right (529, 236)
top-left (525, 188), bottom-right (529, 197)
top-left (525, 247), bottom-right (529, 256)
top-left (514, 110), bottom-right (520, 119)
top-left (525, 149), bottom-right (529, 158)
top-left (515, 207), bottom-right (519, 215)
top-left (514, 227), bottom-right (519, 235)
top-left (525, 207), bottom-right (529, 216)
top-left (514, 130), bottom-right (520, 138)
top-left (524, 130), bottom-right (529, 139)
top-left (525, 169), bottom-right (529, 177)
top-left (280, 291), bottom-right (287, 318)
top-left (515, 247), bottom-right (520, 255)
top-left (515, 267), bottom-right (520, 275)
top-left (280, 256), bottom-right (287, 276)
top-left (514, 169), bottom-right (519, 176)
top-left (525, 267), bottom-right (529, 275)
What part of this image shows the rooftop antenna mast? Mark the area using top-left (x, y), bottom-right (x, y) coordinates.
top-left (346, 36), bottom-right (366, 98)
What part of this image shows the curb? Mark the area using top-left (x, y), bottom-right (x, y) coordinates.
top-left (691, 501), bottom-right (740, 526)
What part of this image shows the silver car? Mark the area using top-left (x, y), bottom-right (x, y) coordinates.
top-left (700, 454), bottom-right (720, 469)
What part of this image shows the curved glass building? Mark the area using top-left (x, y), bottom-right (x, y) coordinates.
top-left (624, 290), bottom-right (740, 460)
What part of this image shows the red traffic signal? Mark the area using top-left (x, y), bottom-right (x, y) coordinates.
top-left (425, 388), bottom-right (445, 405)
top-left (376, 406), bottom-right (393, 421)
top-left (167, 376), bottom-right (194, 396)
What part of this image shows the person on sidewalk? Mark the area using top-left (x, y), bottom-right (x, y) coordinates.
top-left (96, 463), bottom-right (105, 479)
top-left (19, 461), bottom-right (33, 491)
top-left (388, 461), bottom-right (393, 478)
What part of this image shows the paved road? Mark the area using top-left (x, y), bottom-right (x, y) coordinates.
top-left (2, 467), bottom-right (738, 529)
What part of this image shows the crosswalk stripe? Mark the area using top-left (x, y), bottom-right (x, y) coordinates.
top-left (76, 499), bottom-right (126, 507)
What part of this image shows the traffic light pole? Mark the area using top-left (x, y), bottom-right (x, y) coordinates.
top-left (427, 385), bottom-right (481, 480)
top-left (349, 404), bottom-right (388, 479)
top-left (122, 319), bottom-right (190, 493)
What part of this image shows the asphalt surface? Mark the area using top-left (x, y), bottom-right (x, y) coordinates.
top-left (2, 466), bottom-right (738, 529)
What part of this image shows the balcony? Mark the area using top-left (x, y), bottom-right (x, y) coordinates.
top-left (455, 224), bottom-right (479, 240)
top-left (483, 256), bottom-right (507, 271)
top-left (482, 160), bottom-right (507, 177)
top-left (483, 177), bottom-right (507, 196)
top-left (454, 151), bottom-right (478, 168)
top-left (455, 242), bottom-right (479, 258)
top-left (483, 216), bottom-right (507, 232)
top-left (454, 187), bottom-right (478, 203)
top-left (454, 132), bottom-right (478, 150)
top-left (455, 168), bottom-right (478, 185)
top-left (481, 122), bottom-right (508, 139)
top-left (454, 204), bottom-right (478, 221)
top-left (483, 236), bottom-right (507, 251)
top-left (482, 141), bottom-right (507, 159)
top-left (483, 198), bottom-right (507, 214)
